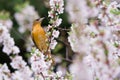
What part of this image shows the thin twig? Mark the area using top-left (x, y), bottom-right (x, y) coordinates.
top-left (55, 27), bottom-right (70, 31)
top-left (40, 72), bottom-right (45, 80)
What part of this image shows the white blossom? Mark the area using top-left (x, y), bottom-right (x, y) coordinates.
top-left (49, 0), bottom-right (64, 14)
top-left (50, 39), bottom-right (57, 49)
top-left (56, 71), bottom-right (62, 77)
top-left (30, 49), bottom-right (49, 75)
top-left (66, 0), bottom-right (99, 23)
top-left (0, 19), bottom-right (13, 30)
top-left (69, 56), bottom-right (93, 80)
top-left (0, 64), bottom-right (11, 80)
top-left (12, 46), bottom-right (20, 54)
top-left (98, 1), bottom-right (120, 26)
top-left (11, 67), bottom-right (33, 80)
top-left (53, 18), bottom-right (62, 27)
top-left (0, 23), bottom-right (20, 55)
top-left (10, 56), bottom-right (27, 69)
top-left (68, 1), bottom-right (120, 80)
top-left (52, 30), bottom-right (60, 38)
top-left (48, 10), bottom-right (54, 18)
top-left (48, 0), bottom-right (64, 52)
top-left (14, 5), bottom-right (39, 33)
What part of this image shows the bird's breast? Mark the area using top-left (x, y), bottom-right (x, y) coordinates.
top-left (32, 26), bottom-right (48, 52)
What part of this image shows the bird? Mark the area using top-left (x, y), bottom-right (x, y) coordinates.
top-left (31, 18), bottom-right (51, 58)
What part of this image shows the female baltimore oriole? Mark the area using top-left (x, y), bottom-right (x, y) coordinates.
top-left (31, 18), bottom-right (51, 57)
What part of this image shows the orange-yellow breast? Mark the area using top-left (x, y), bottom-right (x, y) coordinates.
top-left (32, 23), bottom-right (48, 53)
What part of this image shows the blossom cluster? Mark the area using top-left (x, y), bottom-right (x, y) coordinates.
top-left (10, 56), bottom-right (33, 80)
top-left (98, 1), bottom-right (120, 28)
top-left (0, 63), bottom-right (11, 80)
top-left (48, 0), bottom-right (64, 50)
top-left (0, 19), bottom-right (13, 30)
top-left (66, 0), bottom-right (99, 23)
top-left (68, 0), bottom-right (120, 80)
top-left (14, 3), bottom-right (39, 33)
top-left (0, 23), bottom-right (32, 80)
top-left (0, 23), bottom-right (20, 55)
top-left (0, 47), bottom-right (71, 80)
top-left (30, 48), bottom-right (51, 75)
top-left (30, 48), bottom-right (71, 80)
top-left (0, 11), bottom-right (13, 30)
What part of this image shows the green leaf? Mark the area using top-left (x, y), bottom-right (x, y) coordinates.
top-left (90, 32), bottom-right (96, 37)
top-left (114, 41), bottom-right (119, 47)
top-left (14, 1), bottom-right (29, 12)
top-left (110, 9), bottom-right (120, 15)
top-left (104, 49), bottom-right (108, 56)
top-left (0, 11), bottom-right (10, 20)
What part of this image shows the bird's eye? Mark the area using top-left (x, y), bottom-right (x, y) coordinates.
top-left (36, 18), bottom-right (40, 21)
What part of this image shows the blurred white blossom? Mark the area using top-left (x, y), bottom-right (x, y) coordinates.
top-left (68, 1), bottom-right (120, 80)
top-left (56, 71), bottom-right (63, 77)
top-left (25, 36), bottom-right (34, 51)
top-left (0, 19), bottom-right (13, 30)
top-left (66, 0), bottom-right (99, 23)
top-left (0, 11), bottom-right (13, 30)
top-left (14, 4), bottom-right (39, 33)
top-left (0, 23), bottom-right (20, 55)
top-left (69, 56), bottom-right (93, 80)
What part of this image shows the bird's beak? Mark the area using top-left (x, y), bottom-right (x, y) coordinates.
top-left (39, 17), bottom-right (45, 22)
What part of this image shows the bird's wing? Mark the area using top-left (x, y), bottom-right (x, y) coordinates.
top-left (31, 32), bottom-right (39, 50)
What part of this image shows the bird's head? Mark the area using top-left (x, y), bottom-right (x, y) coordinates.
top-left (33, 17), bottom-right (44, 26)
